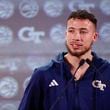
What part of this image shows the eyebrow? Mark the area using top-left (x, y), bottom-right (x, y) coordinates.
top-left (67, 27), bottom-right (88, 30)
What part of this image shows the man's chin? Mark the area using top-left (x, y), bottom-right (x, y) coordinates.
top-left (69, 49), bottom-right (89, 57)
top-left (70, 52), bottom-right (84, 57)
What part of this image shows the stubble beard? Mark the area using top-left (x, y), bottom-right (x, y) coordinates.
top-left (65, 42), bottom-right (93, 57)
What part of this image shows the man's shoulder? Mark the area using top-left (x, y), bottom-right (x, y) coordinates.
top-left (32, 59), bottom-right (62, 76)
top-left (96, 57), bottom-right (110, 77)
top-left (33, 52), bottom-right (66, 74)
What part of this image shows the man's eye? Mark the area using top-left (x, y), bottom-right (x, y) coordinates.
top-left (68, 30), bottom-right (74, 33)
top-left (80, 31), bottom-right (87, 34)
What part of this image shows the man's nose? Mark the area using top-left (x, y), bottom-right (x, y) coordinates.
top-left (72, 32), bottom-right (81, 40)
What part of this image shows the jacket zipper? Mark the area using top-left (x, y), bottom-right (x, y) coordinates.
top-left (75, 81), bottom-right (80, 110)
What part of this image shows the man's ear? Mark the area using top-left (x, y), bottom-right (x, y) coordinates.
top-left (93, 32), bottom-right (98, 42)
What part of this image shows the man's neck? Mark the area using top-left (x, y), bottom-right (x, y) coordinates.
top-left (64, 50), bottom-right (93, 69)
top-left (64, 50), bottom-right (93, 80)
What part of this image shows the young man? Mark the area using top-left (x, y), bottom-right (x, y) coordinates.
top-left (18, 10), bottom-right (110, 110)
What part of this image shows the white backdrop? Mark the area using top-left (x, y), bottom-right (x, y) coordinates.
top-left (0, 0), bottom-right (110, 109)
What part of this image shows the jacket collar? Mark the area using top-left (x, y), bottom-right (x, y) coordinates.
top-left (52, 52), bottom-right (108, 80)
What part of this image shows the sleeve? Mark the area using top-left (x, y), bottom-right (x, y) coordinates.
top-left (18, 69), bottom-right (43, 110)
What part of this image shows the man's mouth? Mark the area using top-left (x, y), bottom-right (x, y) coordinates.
top-left (70, 43), bottom-right (83, 46)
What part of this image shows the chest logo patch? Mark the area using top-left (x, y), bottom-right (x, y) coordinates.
top-left (49, 79), bottom-right (59, 87)
top-left (92, 80), bottom-right (106, 91)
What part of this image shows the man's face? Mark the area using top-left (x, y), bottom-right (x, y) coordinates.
top-left (65, 18), bottom-right (98, 57)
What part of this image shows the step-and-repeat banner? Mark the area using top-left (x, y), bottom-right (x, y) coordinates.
top-left (0, 0), bottom-right (110, 109)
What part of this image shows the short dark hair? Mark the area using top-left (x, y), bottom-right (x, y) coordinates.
top-left (67, 10), bottom-right (97, 28)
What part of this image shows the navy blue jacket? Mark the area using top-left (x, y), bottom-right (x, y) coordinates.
top-left (18, 52), bottom-right (110, 110)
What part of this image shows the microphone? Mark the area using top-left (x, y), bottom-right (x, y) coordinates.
top-left (73, 59), bottom-right (86, 78)
top-left (79, 59), bottom-right (86, 67)
top-left (85, 58), bottom-right (92, 65)
top-left (49, 59), bottom-right (85, 110)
